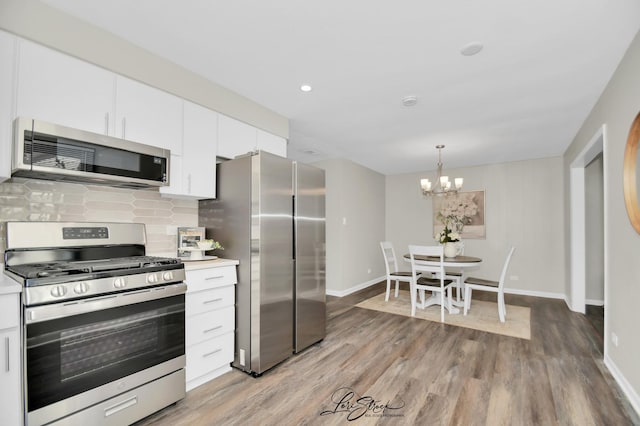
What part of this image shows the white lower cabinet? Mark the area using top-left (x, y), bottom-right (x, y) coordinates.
top-left (0, 292), bottom-right (22, 426)
top-left (185, 263), bottom-right (237, 391)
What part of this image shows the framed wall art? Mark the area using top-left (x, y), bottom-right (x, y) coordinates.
top-left (432, 190), bottom-right (486, 239)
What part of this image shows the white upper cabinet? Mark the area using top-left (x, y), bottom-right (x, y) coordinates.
top-left (115, 76), bottom-right (183, 154)
top-left (182, 101), bottom-right (217, 198)
top-left (257, 128), bottom-right (287, 158)
top-left (0, 30), bottom-right (16, 182)
top-left (217, 114), bottom-right (257, 160)
top-left (160, 101), bottom-right (217, 199)
top-left (7, 36), bottom-right (284, 189)
top-left (15, 39), bottom-right (115, 135)
top-left (218, 114), bottom-right (287, 160)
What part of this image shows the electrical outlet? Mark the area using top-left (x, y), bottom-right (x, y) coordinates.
top-left (510, 275), bottom-right (519, 281)
top-left (611, 332), bottom-right (619, 347)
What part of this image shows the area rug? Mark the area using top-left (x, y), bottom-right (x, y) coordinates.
top-left (355, 290), bottom-right (531, 340)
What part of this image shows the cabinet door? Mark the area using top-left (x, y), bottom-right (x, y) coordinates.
top-left (160, 154), bottom-right (184, 195)
top-left (0, 30), bottom-right (16, 182)
top-left (160, 101), bottom-right (217, 199)
top-left (183, 101), bottom-right (217, 198)
top-left (0, 327), bottom-right (22, 425)
top-left (0, 292), bottom-right (21, 426)
top-left (0, 328), bottom-right (21, 426)
top-left (115, 76), bottom-right (183, 153)
top-left (217, 114), bottom-right (256, 160)
top-left (16, 39), bottom-right (115, 135)
top-left (257, 129), bottom-right (287, 157)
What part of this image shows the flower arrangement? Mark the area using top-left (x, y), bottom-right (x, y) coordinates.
top-left (197, 239), bottom-right (224, 250)
top-left (438, 226), bottom-right (460, 244)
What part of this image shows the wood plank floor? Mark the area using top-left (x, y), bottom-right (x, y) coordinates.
top-left (136, 282), bottom-right (639, 426)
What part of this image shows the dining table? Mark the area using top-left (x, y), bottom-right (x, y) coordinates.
top-left (403, 253), bottom-right (482, 314)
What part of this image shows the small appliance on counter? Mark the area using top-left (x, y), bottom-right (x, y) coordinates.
top-left (177, 226), bottom-right (207, 260)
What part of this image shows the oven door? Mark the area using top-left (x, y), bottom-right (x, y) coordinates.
top-left (24, 283), bottom-right (186, 424)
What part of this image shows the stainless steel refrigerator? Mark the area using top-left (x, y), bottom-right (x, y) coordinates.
top-left (198, 151), bottom-right (326, 376)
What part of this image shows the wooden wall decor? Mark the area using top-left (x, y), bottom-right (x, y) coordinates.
top-left (623, 111), bottom-right (640, 234)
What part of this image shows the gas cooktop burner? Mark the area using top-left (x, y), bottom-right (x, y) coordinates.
top-left (3, 222), bottom-right (187, 306)
top-left (8, 256), bottom-right (181, 280)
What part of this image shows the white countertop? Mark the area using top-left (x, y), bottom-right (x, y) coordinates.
top-left (0, 270), bottom-right (22, 295)
top-left (182, 257), bottom-right (239, 271)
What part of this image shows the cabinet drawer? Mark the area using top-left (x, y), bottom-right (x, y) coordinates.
top-left (186, 265), bottom-right (237, 292)
top-left (186, 332), bottom-right (234, 382)
top-left (186, 305), bottom-right (234, 346)
top-left (0, 293), bottom-right (19, 329)
top-left (186, 285), bottom-right (234, 316)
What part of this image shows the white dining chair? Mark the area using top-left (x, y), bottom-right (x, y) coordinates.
top-left (463, 246), bottom-right (516, 322)
top-left (408, 245), bottom-right (454, 322)
top-left (380, 241), bottom-right (414, 301)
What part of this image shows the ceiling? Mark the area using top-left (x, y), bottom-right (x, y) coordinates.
top-left (42, 0), bottom-right (640, 175)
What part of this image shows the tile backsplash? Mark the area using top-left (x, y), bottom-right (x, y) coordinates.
top-left (0, 178), bottom-right (198, 256)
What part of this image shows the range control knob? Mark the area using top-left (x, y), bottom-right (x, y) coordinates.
top-left (113, 277), bottom-right (127, 289)
top-left (74, 282), bottom-right (89, 294)
top-left (146, 273), bottom-right (158, 284)
top-left (162, 271), bottom-right (174, 281)
top-left (50, 285), bottom-right (67, 298)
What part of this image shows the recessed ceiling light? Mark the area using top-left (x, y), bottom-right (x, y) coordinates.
top-left (402, 95), bottom-right (418, 107)
top-left (300, 84), bottom-right (312, 92)
top-left (460, 41), bottom-right (483, 56)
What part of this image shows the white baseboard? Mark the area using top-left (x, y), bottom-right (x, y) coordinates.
top-left (503, 287), bottom-right (566, 300)
top-left (604, 354), bottom-right (640, 417)
top-left (326, 276), bottom-right (385, 297)
top-left (586, 298), bottom-right (605, 306)
top-left (327, 282), bottom-right (567, 300)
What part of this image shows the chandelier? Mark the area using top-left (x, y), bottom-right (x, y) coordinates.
top-left (420, 145), bottom-right (463, 196)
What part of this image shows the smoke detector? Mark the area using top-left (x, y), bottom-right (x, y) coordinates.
top-left (402, 95), bottom-right (418, 107)
top-left (460, 41), bottom-right (483, 56)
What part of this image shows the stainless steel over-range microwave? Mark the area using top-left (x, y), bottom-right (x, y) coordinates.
top-left (12, 117), bottom-right (170, 188)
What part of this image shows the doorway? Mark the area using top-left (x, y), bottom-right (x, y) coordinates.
top-left (584, 152), bottom-right (604, 344)
top-left (569, 125), bottom-right (606, 350)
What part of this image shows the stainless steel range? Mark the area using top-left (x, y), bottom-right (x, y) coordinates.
top-left (3, 221), bottom-right (187, 426)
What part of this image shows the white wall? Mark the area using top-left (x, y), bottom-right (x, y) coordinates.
top-left (0, 0), bottom-right (288, 139)
top-left (386, 156), bottom-right (565, 296)
top-left (585, 153), bottom-right (604, 303)
top-left (563, 28), bottom-right (640, 412)
top-left (312, 158), bottom-right (386, 294)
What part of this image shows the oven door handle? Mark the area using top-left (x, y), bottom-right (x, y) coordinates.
top-left (25, 282), bottom-right (187, 324)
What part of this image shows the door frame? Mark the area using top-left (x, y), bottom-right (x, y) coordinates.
top-left (569, 125), bottom-right (606, 316)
